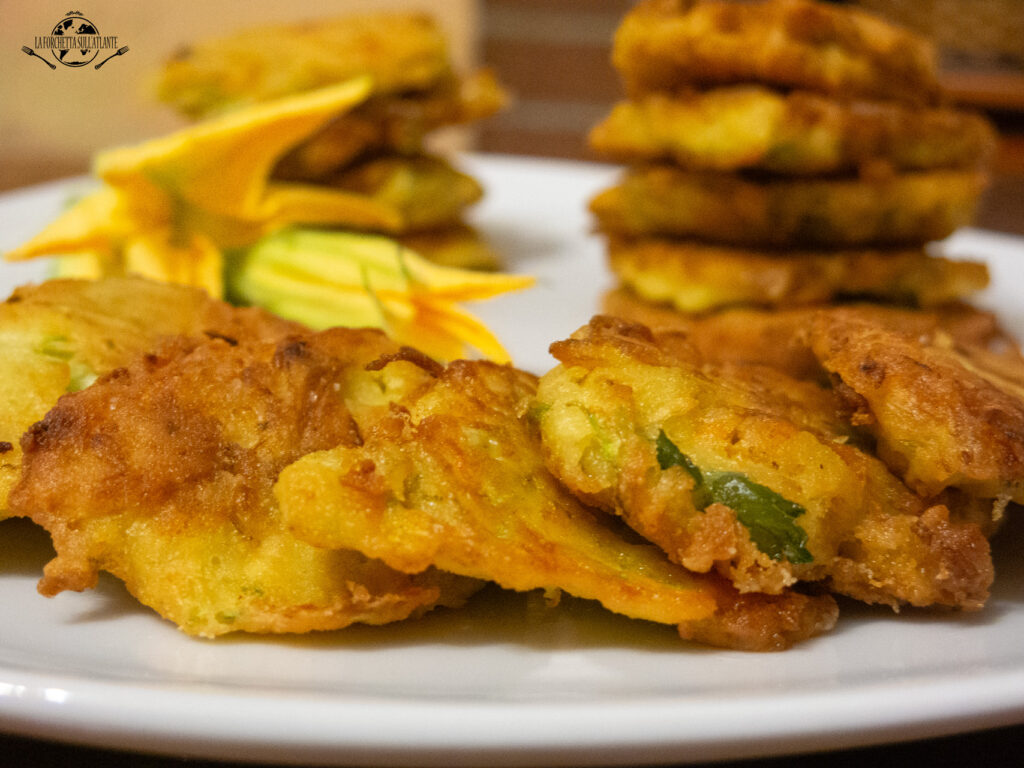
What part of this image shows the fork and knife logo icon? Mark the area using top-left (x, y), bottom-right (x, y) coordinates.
top-left (21, 12), bottom-right (129, 71)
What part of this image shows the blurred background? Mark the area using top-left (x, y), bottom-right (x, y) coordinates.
top-left (1, 0), bottom-right (1021, 230)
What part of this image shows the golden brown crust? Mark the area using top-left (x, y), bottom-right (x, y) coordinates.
top-left (809, 308), bottom-right (1024, 502)
top-left (828, 505), bottom-right (994, 610)
top-left (536, 316), bottom-right (994, 609)
top-left (397, 224), bottom-right (503, 271)
top-left (9, 327), bottom-right (481, 636)
top-left (605, 235), bottom-right (988, 311)
top-left (589, 87), bottom-right (995, 174)
top-left (614, 0), bottom-right (941, 104)
top-left (678, 587), bottom-right (838, 652)
top-left (277, 354), bottom-right (838, 650)
top-left (278, 358), bottom-right (721, 624)
top-left (275, 70), bottom-right (509, 181)
top-left (157, 12), bottom-right (452, 118)
top-left (602, 287), bottom-right (1020, 382)
top-left (602, 287), bottom-right (824, 380)
top-left (321, 154), bottom-right (484, 234)
top-left (590, 165), bottom-right (988, 247)
top-left (0, 277), bottom-right (303, 516)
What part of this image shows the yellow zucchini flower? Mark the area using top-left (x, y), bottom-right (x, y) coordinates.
top-left (5, 77), bottom-right (533, 362)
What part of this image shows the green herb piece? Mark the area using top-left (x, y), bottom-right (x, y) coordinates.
top-left (704, 473), bottom-right (813, 564)
top-left (655, 431), bottom-right (812, 563)
top-left (656, 430), bottom-right (702, 483)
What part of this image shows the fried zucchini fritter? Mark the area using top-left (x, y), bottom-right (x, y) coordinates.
top-left (0, 277), bottom-right (302, 517)
top-left (589, 87), bottom-right (995, 175)
top-left (397, 224), bottom-right (502, 271)
top-left (606, 235), bottom-right (988, 312)
top-left (274, 70), bottom-right (508, 182)
top-left (8, 328), bottom-right (481, 636)
top-left (603, 288), bottom-right (831, 379)
top-left (320, 154), bottom-right (484, 235)
top-left (590, 165), bottom-right (987, 247)
top-left (810, 308), bottom-right (1024, 503)
top-left (157, 13), bottom-right (451, 119)
top-left (277, 356), bottom-right (838, 651)
top-left (602, 287), bottom-right (1016, 382)
top-left (614, 0), bottom-right (941, 104)
top-left (535, 317), bottom-right (993, 610)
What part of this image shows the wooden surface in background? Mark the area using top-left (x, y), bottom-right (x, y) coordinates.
top-left (478, 0), bottom-right (631, 161)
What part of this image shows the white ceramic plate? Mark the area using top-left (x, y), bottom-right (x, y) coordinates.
top-left (0, 155), bottom-right (1022, 767)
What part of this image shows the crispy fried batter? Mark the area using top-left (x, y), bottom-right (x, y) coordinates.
top-left (614, 0), bottom-right (941, 104)
top-left (678, 587), bottom-right (837, 651)
top-left (590, 165), bottom-right (987, 246)
top-left (603, 287), bottom-right (830, 379)
top-left (397, 224), bottom-right (502, 271)
top-left (316, 154), bottom-right (484, 235)
top-left (8, 328), bottom-right (481, 636)
top-left (276, 356), bottom-right (838, 651)
top-left (0, 277), bottom-right (302, 517)
top-left (535, 316), bottom-right (993, 609)
top-left (606, 235), bottom-right (988, 312)
top-left (275, 70), bottom-right (509, 181)
top-left (589, 87), bottom-right (995, 175)
top-left (602, 287), bottom-right (1020, 381)
top-left (810, 308), bottom-right (1024, 502)
top-left (157, 13), bottom-right (452, 119)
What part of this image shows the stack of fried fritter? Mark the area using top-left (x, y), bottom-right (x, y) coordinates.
top-left (589, 0), bottom-right (997, 323)
top-left (534, 0), bottom-right (1024, 638)
top-left (157, 13), bottom-right (508, 270)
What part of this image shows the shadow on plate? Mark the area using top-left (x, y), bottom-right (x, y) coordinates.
top-left (0, 517), bottom-right (55, 576)
top-left (211, 582), bottom-right (694, 654)
top-left (476, 221), bottom-right (575, 269)
top-left (6, 506), bottom-right (1021, 652)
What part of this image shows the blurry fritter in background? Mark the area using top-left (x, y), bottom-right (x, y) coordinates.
top-left (155, 11), bottom-right (508, 270)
